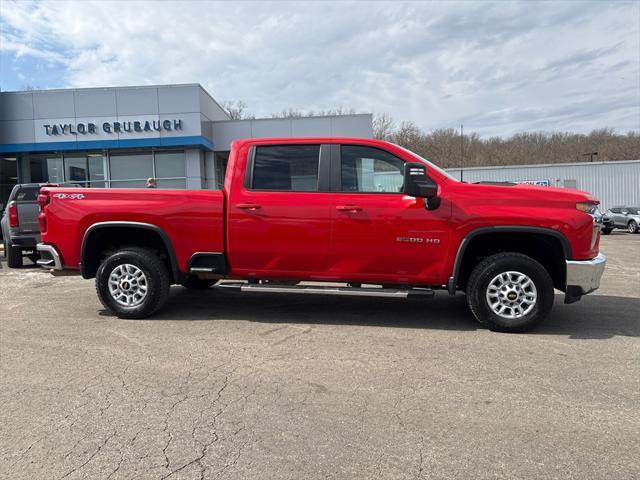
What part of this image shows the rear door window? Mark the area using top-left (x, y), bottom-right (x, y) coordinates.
top-left (251, 145), bottom-right (320, 191)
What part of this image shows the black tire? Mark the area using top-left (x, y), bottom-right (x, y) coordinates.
top-left (6, 241), bottom-right (23, 268)
top-left (628, 220), bottom-right (638, 234)
top-left (180, 276), bottom-right (217, 290)
top-left (96, 247), bottom-right (171, 319)
top-left (601, 228), bottom-right (613, 235)
top-left (466, 252), bottom-right (554, 333)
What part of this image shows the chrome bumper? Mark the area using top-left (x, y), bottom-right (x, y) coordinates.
top-left (566, 253), bottom-right (606, 295)
top-left (36, 243), bottom-right (63, 270)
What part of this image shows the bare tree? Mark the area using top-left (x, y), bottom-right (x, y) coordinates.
top-left (221, 100), bottom-right (254, 120)
top-left (372, 112), bottom-right (640, 167)
top-left (373, 113), bottom-right (395, 140)
top-left (271, 107), bottom-right (357, 118)
top-left (271, 108), bottom-right (306, 118)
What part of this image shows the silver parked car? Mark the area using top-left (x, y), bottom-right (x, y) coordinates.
top-left (1, 184), bottom-right (42, 267)
top-left (605, 206), bottom-right (640, 234)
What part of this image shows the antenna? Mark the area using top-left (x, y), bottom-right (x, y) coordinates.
top-left (460, 124), bottom-right (464, 182)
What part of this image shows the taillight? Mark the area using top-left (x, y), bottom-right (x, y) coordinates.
top-left (38, 191), bottom-right (50, 233)
top-left (38, 192), bottom-right (50, 210)
top-left (8, 201), bottom-right (19, 227)
top-left (576, 200), bottom-right (599, 212)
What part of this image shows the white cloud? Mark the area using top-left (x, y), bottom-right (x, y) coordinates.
top-left (1, 0), bottom-right (638, 136)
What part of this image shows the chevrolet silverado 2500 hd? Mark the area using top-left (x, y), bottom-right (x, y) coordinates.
top-left (34, 138), bottom-right (606, 332)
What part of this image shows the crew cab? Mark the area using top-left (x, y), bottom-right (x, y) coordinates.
top-left (35, 138), bottom-right (606, 332)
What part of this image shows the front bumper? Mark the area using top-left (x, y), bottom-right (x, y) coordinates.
top-left (36, 243), bottom-right (63, 270)
top-left (565, 253), bottom-right (606, 303)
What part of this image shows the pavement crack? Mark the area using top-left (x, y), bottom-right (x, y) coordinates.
top-left (59, 430), bottom-right (116, 479)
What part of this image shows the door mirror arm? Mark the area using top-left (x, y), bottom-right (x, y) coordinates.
top-left (423, 197), bottom-right (441, 211)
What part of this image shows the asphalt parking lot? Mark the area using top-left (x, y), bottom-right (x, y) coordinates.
top-left (1, 233), bottom-right (638, 480)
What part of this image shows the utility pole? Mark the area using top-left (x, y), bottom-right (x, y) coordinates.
top-left (582, 152), bottom-right (598, 162)
top-left (460, 124), bottom-right (464, 182)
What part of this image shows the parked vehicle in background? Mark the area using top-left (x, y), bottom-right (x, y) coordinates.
top-left (1, 184), bottom-right (42, 267)
top-left (605, 206), bottom-right (640, 234)
top-left (34, 137), bottom-right (606, 332)
top-left (601, 209), bottom-right (614, 235)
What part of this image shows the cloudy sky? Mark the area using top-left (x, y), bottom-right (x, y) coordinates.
top-left (1, 0), bottom-right (638, 137)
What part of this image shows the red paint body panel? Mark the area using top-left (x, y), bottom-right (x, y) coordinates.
top-left (328, 192), bottom-right (452, 283)
top-left (40, 188), bottom-right (224, 272)
top-left (39, 137), bottom-right (601, 286)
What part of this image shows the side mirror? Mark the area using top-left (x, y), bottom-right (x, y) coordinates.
top-left (404, 162), bottom-right (438, 198)
top-left (622, 210), bottom-right (629, 215)
top-left (403, 162), bottom-right (440, 210)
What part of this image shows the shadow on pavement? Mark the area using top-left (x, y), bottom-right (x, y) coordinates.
top-left (106, 288), bottom-right (640, 340)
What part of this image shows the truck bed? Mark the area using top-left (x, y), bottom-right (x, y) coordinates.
top-left (40, 187), bottom-right (225, 272)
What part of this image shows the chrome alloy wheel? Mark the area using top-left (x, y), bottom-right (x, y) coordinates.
top-left (486, 271), bottom-right (537, 319)
top-left (108, 264), bottom-right (148, 307)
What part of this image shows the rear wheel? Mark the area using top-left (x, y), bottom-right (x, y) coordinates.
top-left (180, 276), bottom-right (217, 290)
top-left (96, 248), bottom-right (170, 319)
top-left (628, 220), bottom-right (638, 234)
top-left (466, 252), bottom-right (554, 333)
top-left (5, 241), bottom-right (23, 268)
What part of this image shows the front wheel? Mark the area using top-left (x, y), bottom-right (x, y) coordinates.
top-left (466, 253), bottom-right (554, 333)
top-left (628, 220), bottom-right (638, 234)
top-left (96, 248), bottom-right (171, 319)
top-left (601, 228), bottom-right (613, 235)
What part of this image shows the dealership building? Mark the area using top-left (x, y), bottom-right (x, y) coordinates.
top-left (0, 84), bottom-right (373, 207)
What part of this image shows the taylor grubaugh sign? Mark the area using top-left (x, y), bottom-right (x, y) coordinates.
top-left (42, 119), bottom-right (183, 136)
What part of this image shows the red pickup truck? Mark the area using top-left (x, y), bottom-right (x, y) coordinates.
top-left (35, 138), bottom-right (606, 332)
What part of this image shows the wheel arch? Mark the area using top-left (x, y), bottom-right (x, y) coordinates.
top-left (448, 226), bottom-right (571, 294)
top-left (80, 221), bottom-right (181, 282)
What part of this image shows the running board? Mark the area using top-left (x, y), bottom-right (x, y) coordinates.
top-left (217, 282), bottom-right (434, 299)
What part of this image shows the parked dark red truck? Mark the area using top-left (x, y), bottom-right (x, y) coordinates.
top-left (35, 138), bottom-right (606, 332)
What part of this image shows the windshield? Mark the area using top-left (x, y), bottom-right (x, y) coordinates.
top-left (396, 145), bottom-right (457, 181)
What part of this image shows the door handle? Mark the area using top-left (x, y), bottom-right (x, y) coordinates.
top-left (235, 203), bottom-right (261, 210)
top-left (336, 205), bottom-right (363, 212)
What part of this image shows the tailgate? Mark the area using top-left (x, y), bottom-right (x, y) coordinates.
top-left (14, 186), bottom-right (41, 234)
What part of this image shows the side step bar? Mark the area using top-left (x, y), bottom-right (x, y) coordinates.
top-left (217, 282), bottom-right (434, 299)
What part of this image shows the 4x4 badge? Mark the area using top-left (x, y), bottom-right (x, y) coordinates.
top-left (52, 193), bottom-right (85, 200)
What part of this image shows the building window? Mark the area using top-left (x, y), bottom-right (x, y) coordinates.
top-left (1, 156), bottom-right (19, 213)
top-left (109, 151), bottom-right (153, 188)
top-left (108, 150), bottom-right (186, 189)
top-left (154, 151), bottom-right (186, 189)
top-left (25, 149), bottom-right (186, 189)
top-left (213, 151), bottom-right (229, 189)
top-left (63, 152), bottom-right (106, 188)
top-left (30, 154), bottom-right (64, 184)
